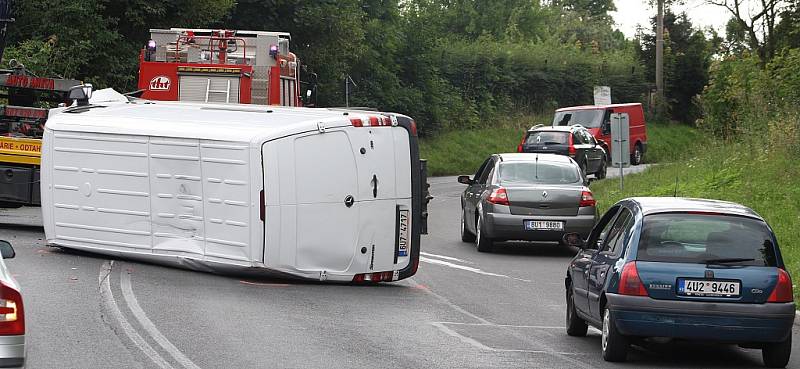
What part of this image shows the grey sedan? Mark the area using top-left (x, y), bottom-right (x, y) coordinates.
top-left (459, 153), bottom-right (598, 252)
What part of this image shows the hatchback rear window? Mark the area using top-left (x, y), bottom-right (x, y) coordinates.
top-left (636, 213), bottom-right (777, 266)
top-left (525, 131), bottom-right (569, 146)
top-left (497, 162), bottom-right (581, 185)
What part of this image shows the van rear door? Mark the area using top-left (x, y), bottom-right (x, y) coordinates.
top-left (261, 118), bottom-right (413, 279)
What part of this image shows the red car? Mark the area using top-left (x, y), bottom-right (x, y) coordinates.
top-left (553, 103), bottom-right (647, 165)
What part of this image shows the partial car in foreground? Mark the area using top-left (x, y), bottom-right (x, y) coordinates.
top-left (0, 241), bottom-right (23, 368)
top-left (563, 197), bottom-right (794, 367)
top-left (458, 153), bottom-right (597, 252)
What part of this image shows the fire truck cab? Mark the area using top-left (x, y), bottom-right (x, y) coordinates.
top-left (138, 28), bottom-right (302, 106)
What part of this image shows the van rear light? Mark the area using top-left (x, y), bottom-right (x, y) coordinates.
top-left (0, 282), bottom-right (23, 335)
top-left (767, 268), bottom-right (793, 303)
top-left (568, 134), bottom-right (576, 156)
top-left (352, 271), bottom-right (394, 283)
top-left (579, 189), bottom-right (596, 207)
top-left (487, 187), bottom-right (509, 206)
top-left (618, 262), bottom-right (648, 296)
top-left (410, 120), bottom-right (417, 136)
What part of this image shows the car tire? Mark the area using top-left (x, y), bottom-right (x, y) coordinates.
top-left (631, 143), bottom-right (643, 165)
top-left (601, 307), bottom-right (628, 362)
top-left (475, 214), bottom-right (493, 253)
top-left (595, 158), bottom-right (607, 179)
top-left (566, 285), bottom-right (588, 337)
top-left (579, 158), bottom-right (587, 175)
top-left (461, 208), bottom-right (476, 243)
top-left (762, 335), bottom-right (791, 368)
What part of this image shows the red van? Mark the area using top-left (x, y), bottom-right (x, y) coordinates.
top-left (552, 103), bottom-right (647, 165)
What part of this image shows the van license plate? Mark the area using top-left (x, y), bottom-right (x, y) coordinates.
top-left (678, 279), bottom-right (740, 297)
top-left (397, 209), bottom-right (410, 257)
top-left (524, 221), bottom-right (564, 231)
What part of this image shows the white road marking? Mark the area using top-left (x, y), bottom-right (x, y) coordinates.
top-left (121, 269), bottom-right (203, 369)
top-left (436, 321), bottom-right (563, 329)
top-left (99, 261), bottom-right (173, 369)
top-left (419, 256), bottom-right (531, 282)
top-left (419, 252), bottom-right (473, 264)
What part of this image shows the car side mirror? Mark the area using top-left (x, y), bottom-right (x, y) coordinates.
top-left (562, 233), bottom-right (585, 248)
top-left (0, 241), bottom-right (15, 259)
top-left (457, 175), bottom-right (474, 185)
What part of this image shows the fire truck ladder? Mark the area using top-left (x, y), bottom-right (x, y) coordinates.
top-left (204, 78), bottom-right (231, 103)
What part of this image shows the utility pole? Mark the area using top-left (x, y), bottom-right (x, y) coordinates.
top-left (655, 0), bottom-right (664, 103)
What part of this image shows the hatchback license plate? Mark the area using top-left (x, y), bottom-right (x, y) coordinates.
top-left (678, 279), bottom-right (740, 297)
top-left (524, 220), bottom-right (564, 231)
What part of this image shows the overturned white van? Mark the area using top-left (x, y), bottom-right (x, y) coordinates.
top-left (41, 100), bottom-right (428, 282)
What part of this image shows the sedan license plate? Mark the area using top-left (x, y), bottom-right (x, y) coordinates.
top-left (678, 279), bottom-right (740, 297)
top-left (524, 220), bottom-right (564, 231)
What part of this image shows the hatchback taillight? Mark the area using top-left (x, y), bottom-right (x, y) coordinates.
top-left (767, 268), bottom-right (793, 303)
top-left (579, 189), bottom-right (596, 207)
top-left (618, 262), bottom-right (648, 296)
top-left (0, 282), bottom-right (23, 335)
top-left (517, 132), bottom-right (528, 153)
top-left (487, 187), bottom-right (510, 206)
top-left (568, 134), bottom-right (576, 156)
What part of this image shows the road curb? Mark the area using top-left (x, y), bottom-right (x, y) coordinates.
top-left (796, 310), bottom-right (800, 326)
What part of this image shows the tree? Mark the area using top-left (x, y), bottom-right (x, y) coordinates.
top-left (707, 0), bottom-right (790, 65)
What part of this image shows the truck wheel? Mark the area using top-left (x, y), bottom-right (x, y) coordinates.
top-left (475, 214), bottom-right (493, 252)
top-left (762, 335), bottom-right (791, 368)
top-left (461, 208), bottom-right (476, 242)
top-left (601, 308), bottom-right (629, 362)
top-left (631, 143), bottom-right (643, 165)
top-left (566, 286), bottom-right (588, 336)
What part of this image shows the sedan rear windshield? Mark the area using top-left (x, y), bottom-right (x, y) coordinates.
top-left (497, 162), bottom-right (581, 185)
top-left (553, 110), bottom-right (604, 128)
top-left (525, 131), bottom-right (569, 146)
top-left (636, 213), bottom-right (777, 266)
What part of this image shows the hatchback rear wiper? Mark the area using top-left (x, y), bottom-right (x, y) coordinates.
top-left (704, 258), bottom-right (755, 264)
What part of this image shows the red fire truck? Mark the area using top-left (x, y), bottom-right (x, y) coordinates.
top-left (138, 28), bottom-right (303, 106)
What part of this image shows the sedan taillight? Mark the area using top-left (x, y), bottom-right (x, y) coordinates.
top-left (767, 268), bottom-right (793, 303)
top-left (579, 189), bottom-right (596, 207)
top-left (0, 282), bottom-right (23, 335)
top-left (487, 187), bottom-right (510, 206)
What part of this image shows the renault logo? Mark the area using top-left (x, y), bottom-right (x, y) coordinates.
top-left (705, 270), bottom-right (714, 278)
top-left (542, 191), bottom-right (548, 198)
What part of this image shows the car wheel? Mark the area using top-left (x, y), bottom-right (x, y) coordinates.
top-left (631, 143), bottom-right (643, 165)
top-left (601, 307), bottom-right (628, 362)
top-left (762, 335), bottom-right (791, 368)
top-left (579, 158), bottom-right (587, 175)
top-left (461, 208), bottom-right (476, 243)
top-left (475, 214), bottom-right (493, 252)
top-left (595, 158), bottom-right (607, 179)
top-left (566, 285), bottom-right (588, 337)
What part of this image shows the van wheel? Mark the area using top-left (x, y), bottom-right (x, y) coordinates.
top-left (566, 286), bottom-right (588, 336)
top-left (762, 335), bottom-right (791, 368)
top-left (475, 214), bottom-right (493, 252)
top-left (461, 208), bottom-right (476, 242)
top-left (631, 143), bottom-right (643, 165)
top-left (601, 308), bottom-right (628, 362)
top-left (595, 159), bottom-right (607, 179)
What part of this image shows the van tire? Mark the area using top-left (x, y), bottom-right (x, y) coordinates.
top-left (461, 208), bottom-right (476, 242)
top-left (631, 143), bottom-right (643, 165)
top-left (475, 214), bottom-right (493, 252)
top-left (762, 335), bottom-right (791, 368)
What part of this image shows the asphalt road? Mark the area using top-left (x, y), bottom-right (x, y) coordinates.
top-left (1, 167), bottom-right (798, 369)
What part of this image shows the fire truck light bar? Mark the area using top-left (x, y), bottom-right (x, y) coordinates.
top-left (176, 66), bottom-right (241, 74)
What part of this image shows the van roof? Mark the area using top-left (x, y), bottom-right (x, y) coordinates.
top-left (46, 101), bottom-right (377, 143)
top-left (555, 103), bottom-right (642, 112)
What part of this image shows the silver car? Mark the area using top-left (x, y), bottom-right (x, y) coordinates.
top-left (0, 241), bottom-right (23, 368)
top-left (458, 153), bottom-right (597, 252)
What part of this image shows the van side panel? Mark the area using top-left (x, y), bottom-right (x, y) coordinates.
top-left (50, 132), bottom-right (153, 252)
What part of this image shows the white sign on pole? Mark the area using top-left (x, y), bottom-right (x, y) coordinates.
top-left (611, 113), bottom-right (630, 168)
top-left (593, 86), bottom-right (611, 105)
